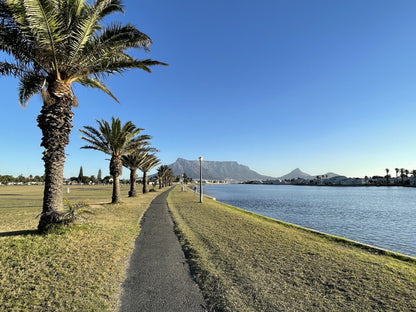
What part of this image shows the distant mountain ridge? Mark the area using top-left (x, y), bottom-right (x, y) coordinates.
top-left (168, 159), bottom-right (340, 182)
top-left (278, 168), bottom-right (340, 180)
top-left (169, 158), bottom-right (273, 181)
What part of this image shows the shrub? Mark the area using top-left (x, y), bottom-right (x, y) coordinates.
top-left (37, 199), bottom-right (92, 231)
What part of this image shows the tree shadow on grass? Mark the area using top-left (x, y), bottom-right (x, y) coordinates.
top-left (0, 229), bottom-right (39, 237)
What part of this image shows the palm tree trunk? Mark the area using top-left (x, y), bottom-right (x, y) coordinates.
top-left (143, 171), bottom-right (149, 193)
top-left (128, 168), bottom-right (137, 197)
top-left (110, 156), bottom-right (122, 203)
top-left (112, 175), bottom-right (120, 203)
top-left (37, 82), bottom-right (74, 231)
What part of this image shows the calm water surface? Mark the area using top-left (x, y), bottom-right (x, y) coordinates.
top-left (203, 184), bottom-right (416, 257)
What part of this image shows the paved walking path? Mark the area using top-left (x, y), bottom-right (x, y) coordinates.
top-left (119, 189), bottom-right (206, 312)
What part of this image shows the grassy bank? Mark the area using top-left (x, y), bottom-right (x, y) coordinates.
top-left (168, 186), bottom-right (416, 311)
top-left (0, 184), bottom-right (161, 311)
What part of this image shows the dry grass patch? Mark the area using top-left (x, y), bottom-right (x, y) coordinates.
top-left (0, 184), bottom-right (162, 311)
top-left (168, 186), bottom-right (416, 312)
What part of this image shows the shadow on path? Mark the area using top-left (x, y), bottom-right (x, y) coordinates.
top-left (119, 189), bottom-right (206, 312)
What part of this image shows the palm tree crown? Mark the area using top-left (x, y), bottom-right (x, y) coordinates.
top-left (122, 145), bottom-right (158, 197)
top-left (80, 117), bottom-right (149, 203)
top-left (80, 117), bottom-right (148, 157)
top-left (157, 164), bottom-right (173, 188)
top-left (139, 153), bottom-right (161, 173)
top-left (138, 153), bottom-right (160, 193)
top-left (1, 0), bottom-right (166, 106)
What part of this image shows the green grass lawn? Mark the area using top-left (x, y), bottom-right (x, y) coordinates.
top-left (168, 186), bottom-right (416, 312)
top-left (0, 184), bottom-right (161, 311)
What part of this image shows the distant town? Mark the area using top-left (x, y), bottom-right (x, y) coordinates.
top-left (244, 168), bottom-right (416, 187)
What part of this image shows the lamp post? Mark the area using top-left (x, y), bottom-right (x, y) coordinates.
top-left (181, 174), bottom-right (184, 192)
top-left (199, 156), bottom-right (203, 203)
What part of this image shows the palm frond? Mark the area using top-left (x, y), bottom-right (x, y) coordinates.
top-left (0, 6), bottom-right (41, 66)
top-left (66, 3), bottom-right (100, 66)
top-left (94, 0), bottom-right (123, 19)
top-left (75, 76), bottom-right (118, 103)
top-left (0, 1), bottom-right (13, 19)
top-left (90, 56), bottom-right (168, 78)
top-left (19, 0), bottom-right (64, 76)
top-left (67, 0), bottom-right (124, 65)
top-left (79, 124), bottom-right (110, 154)
top-left (0, 61), bottom-right (26, 77)
top-left (18, 71), bottom-right (45, 107)
top-left (94, 23), bottom-right (152, 51)
top-left (139, 154), bottom-right (161, 172)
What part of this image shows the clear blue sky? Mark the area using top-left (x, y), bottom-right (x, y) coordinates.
top-left (1, 0), bottom-right (416, 179)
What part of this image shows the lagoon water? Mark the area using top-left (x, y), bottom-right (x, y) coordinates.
top-left (203, 184), bottom-right (416, 257)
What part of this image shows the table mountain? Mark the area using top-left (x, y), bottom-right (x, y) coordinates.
top-left (169, 158), bottom-right (273, 181)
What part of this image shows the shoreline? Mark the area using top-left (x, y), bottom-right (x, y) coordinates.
top-left (195, 183), bottom-right (416, 258)
top-left (243, 182), bottom-right (416, 187)
top-left (199, 188), bottom-right (416, 262)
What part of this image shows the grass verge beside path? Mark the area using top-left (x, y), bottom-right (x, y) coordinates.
top-left (168, 186), bottom-right (416, 311)
top-left (0, 184), bottom-right (163, 311)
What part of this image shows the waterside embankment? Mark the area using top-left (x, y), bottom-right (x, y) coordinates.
top-left (168, 186), bottom-right (416, 311)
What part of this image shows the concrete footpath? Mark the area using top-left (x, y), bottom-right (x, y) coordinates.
top-left (118, 189), bottom-right (207, 312)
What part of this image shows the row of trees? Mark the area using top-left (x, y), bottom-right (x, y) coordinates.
top-left (0, 174), bottom-right (45, 184)
top-left (386, 168), bottom-right (416, 179)
top-left (382, 168), bottom-right (416, 185)
top-left (80, 117), bottom-right (162, 202)
top-left (157, 165), bottom-right (174, 188)
top-left (0, 0), bottom-right (166, 230)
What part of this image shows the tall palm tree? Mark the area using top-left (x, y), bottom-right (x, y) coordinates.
top-left (122, 151), bottom-right (146, 197)
top-left (138, 153), bottom-right (160, 194)
top-left (80, 117), bottom-right (149, 203)
top-left (0, 0), bottom-right (166, 230)
top-left (157, 165), bottom-right (165, 189)
top-left (122, 145), bottom-right (157, 197)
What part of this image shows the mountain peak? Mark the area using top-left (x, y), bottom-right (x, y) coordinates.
top-left (280, 168), bottom-right (310, 180)
top-left (279, 169), bottom-right (341, 180)
top-left (291, 168), bottom-right (303, 173)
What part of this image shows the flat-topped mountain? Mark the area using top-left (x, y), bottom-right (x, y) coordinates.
top-left (169, 158), bottom-right (273, 181)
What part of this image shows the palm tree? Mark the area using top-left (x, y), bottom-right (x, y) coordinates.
top-left (80, 117), bottom-right (149, 203)
top-left (157, 165), bottom-right (166, 189)
top-left (0, 0), bottom-right (166, 230)
top-left (395, 168), bottom-right (399, 178)
top-left (122, 145), bottom-right (157, 197)
top-left (400, 168), bottom-right (405, 184)
top-left (138, 154), bottom-right (160, 194)
top-left (157, 165), bottom-right (173, 188)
